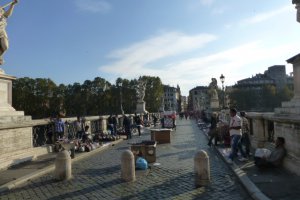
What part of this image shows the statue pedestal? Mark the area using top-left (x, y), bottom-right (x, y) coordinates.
top-left (210, 99), bottom-right (219, 111)
top-left (275, 53), bottom-right (300, 116)
top-left (268, 53), bottom-right (300, 175)
top-left (0, 72), bottom-right (26, 120)
top-left (0, 71), bottom-right (35, 169)
top-left (136, 101), bottom-right (147, 114)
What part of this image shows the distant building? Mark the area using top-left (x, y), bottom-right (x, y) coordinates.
top-left (181, 96), bottom-right (188, 112)
top-left (230, 65), bottom-right (294, 111)
top-left (188, 86), bottom-right (209, 112)
top-left (163, 85), bottom-right (181, 112)
top-left (236, 65), bottom-right (293, 89)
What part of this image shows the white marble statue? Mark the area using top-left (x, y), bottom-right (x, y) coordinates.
top-left (209, 78), bottom-right (218, 100)
top-left (0, 0), bottom-right (18, 65)
top-left (293, 0), bottom-right (300, 23)
top-left (136, 78), bottom-right (146, 102)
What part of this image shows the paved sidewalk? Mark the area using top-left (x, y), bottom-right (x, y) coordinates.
top-left (200, 125), bottom-right (300, 200)
top-left (0, 119), bottom-right (251, 200)
top-left (0, 140), bottom-right (124, 193)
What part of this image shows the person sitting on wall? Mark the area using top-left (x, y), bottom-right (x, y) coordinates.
top-left (254, 137), bottom-right (286, 168)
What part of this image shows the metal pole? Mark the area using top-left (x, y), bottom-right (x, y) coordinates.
top-left (120, 86), bottom-right (124, 114)
top-left (222, 84), bottom-right (225, 108)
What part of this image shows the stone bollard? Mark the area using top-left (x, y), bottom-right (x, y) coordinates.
top-left (194, 150), bottom-right (210, 187)
top-left (54, 150), bottom-right (72, 181)
top-left (121, 150), bottom-right (135, 182)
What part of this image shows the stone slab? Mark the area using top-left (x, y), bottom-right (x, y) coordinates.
top-left (136, 101), bottom-right (147, 114)
top-left (274, 107), bottom-right (300, 115)
top-left (0, 114), bottom-right (29, 122)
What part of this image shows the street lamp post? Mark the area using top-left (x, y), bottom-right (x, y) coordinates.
top-left (220, 74), bottom-right (225, 109)
top-left (118, 82), bottom-right (124, 115)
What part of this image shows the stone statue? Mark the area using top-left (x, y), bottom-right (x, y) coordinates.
top-left (135, 78), bottom-right (146, 102)
top-left (293, 0), bottom-right (300, 23)
top-left (209, 78), bottom-right (218, 100)
top-left (0, 0), bottom-right (18, 65)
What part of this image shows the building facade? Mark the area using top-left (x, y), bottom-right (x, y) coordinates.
top-left (181, 96), bottom-right (188, 112)
top-left (188, 86), bottom-right (209, 112)
top-left (236, 65), bottom-right (293, 89)
top-left (163, 85), bottom-right (181, 112)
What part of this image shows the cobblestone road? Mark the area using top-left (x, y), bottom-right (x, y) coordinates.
top-left (0, 119), bottom-right (251, 200)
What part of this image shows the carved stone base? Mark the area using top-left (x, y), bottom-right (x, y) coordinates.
top-left (274, 98), bottom-right (300, 115)
top-left (0, 72), bottom-right (18, 113)
top-left (210, 99), bottom-right (219, 110)
top-left (136, 101), bottom-right (147, 114)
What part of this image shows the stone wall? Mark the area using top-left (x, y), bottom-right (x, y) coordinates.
top-left (247, 112), bottom-right (300, 175)
top-left (0, 113), bottom-right (153, 170)
top-left (0, 126), bottom-right (32, 154)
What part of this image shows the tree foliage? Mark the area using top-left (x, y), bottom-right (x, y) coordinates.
top-left (229, 84), bottom-right (293, 112)
top-left (12, 76), bottom-right (164, 118)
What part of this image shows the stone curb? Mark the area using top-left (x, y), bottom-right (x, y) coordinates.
top-left (215, 148), bottom-right (271, 200)
top-left (202, 128), bottom-right (271, 200)
top-left (0, 139), bottom-right (124, 193)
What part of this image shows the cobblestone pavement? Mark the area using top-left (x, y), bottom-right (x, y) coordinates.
top-left (0, 119), bottom-right (252, 200)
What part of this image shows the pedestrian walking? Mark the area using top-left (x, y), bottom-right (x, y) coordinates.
top-left (134, 113), bottom-right (142, 136)
top-left (74, 115), bottom-right (84, 139)
top-left (112, 114), bottom-right (118, 135)
top-left (123, 115), bottom-right (131, 139)
top-left (227, 108), bottom-right (247, 163)
top-left (207, 112), bottom-right (218, 146)
top-left (54, 114), bottom-right (65, 141)
top-left (107, 114), bottom-right (114, 135)
top-left (240, 111), bottom-right (251, 158)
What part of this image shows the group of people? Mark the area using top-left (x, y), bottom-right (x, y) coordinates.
top-left (207, 108), bottom-right (286, 169)
top-left (50, 115), bottom-right (91, 143)
top-left (123, 113), bottom-right (145, 140)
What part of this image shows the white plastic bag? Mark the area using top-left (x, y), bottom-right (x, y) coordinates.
top-left (255, 148), bottom-right (271, 158)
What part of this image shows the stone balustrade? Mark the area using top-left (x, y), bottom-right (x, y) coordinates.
top-left (247, 112), bottom-right (300, 175)
top-left (218, 108), bottom-right (300, 175)
top-left (0, 113), bottom-right (155, 170)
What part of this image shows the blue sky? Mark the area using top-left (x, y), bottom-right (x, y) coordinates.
top-left (2, 0), bottom-right (299, 95)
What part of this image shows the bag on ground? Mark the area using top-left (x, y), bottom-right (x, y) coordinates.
top-left (136, 157), bottom-right (148, 170)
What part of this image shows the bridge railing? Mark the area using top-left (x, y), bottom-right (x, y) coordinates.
top-left (31, 113), bottom-right (156, 147)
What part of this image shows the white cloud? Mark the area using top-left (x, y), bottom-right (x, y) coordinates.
top-left (212, 7), bottom-right (227, 15)
top-left (98, 29), bottom-right (298, 96)
top-left (241, 5), bottom-right (291, 24)
top-left (200, 0), bottom-right (214, 6)
top-left (158, 42), bottom-right (298, 95)
top-left (75, 0), bottom-right (111, 13)
top-left (187, 0), bottom-right (214, 11)
top-left (100, 31), bottom-right (217, 75)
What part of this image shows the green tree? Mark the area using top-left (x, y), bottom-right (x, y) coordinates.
top-left (229, 84), bottom-right (293, 112)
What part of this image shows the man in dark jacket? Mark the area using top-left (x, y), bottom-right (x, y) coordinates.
top-left (207, 113), bottom-right (218, 146)
top-left (134, 113), bottom-right (142, 136)
top-left (123, 115), bottom-right (131, 139)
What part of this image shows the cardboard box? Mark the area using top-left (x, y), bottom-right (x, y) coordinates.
top-left (131, 141), bottom-right (157, 163)
top-left (150, 129), bottom-right (171, 144)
